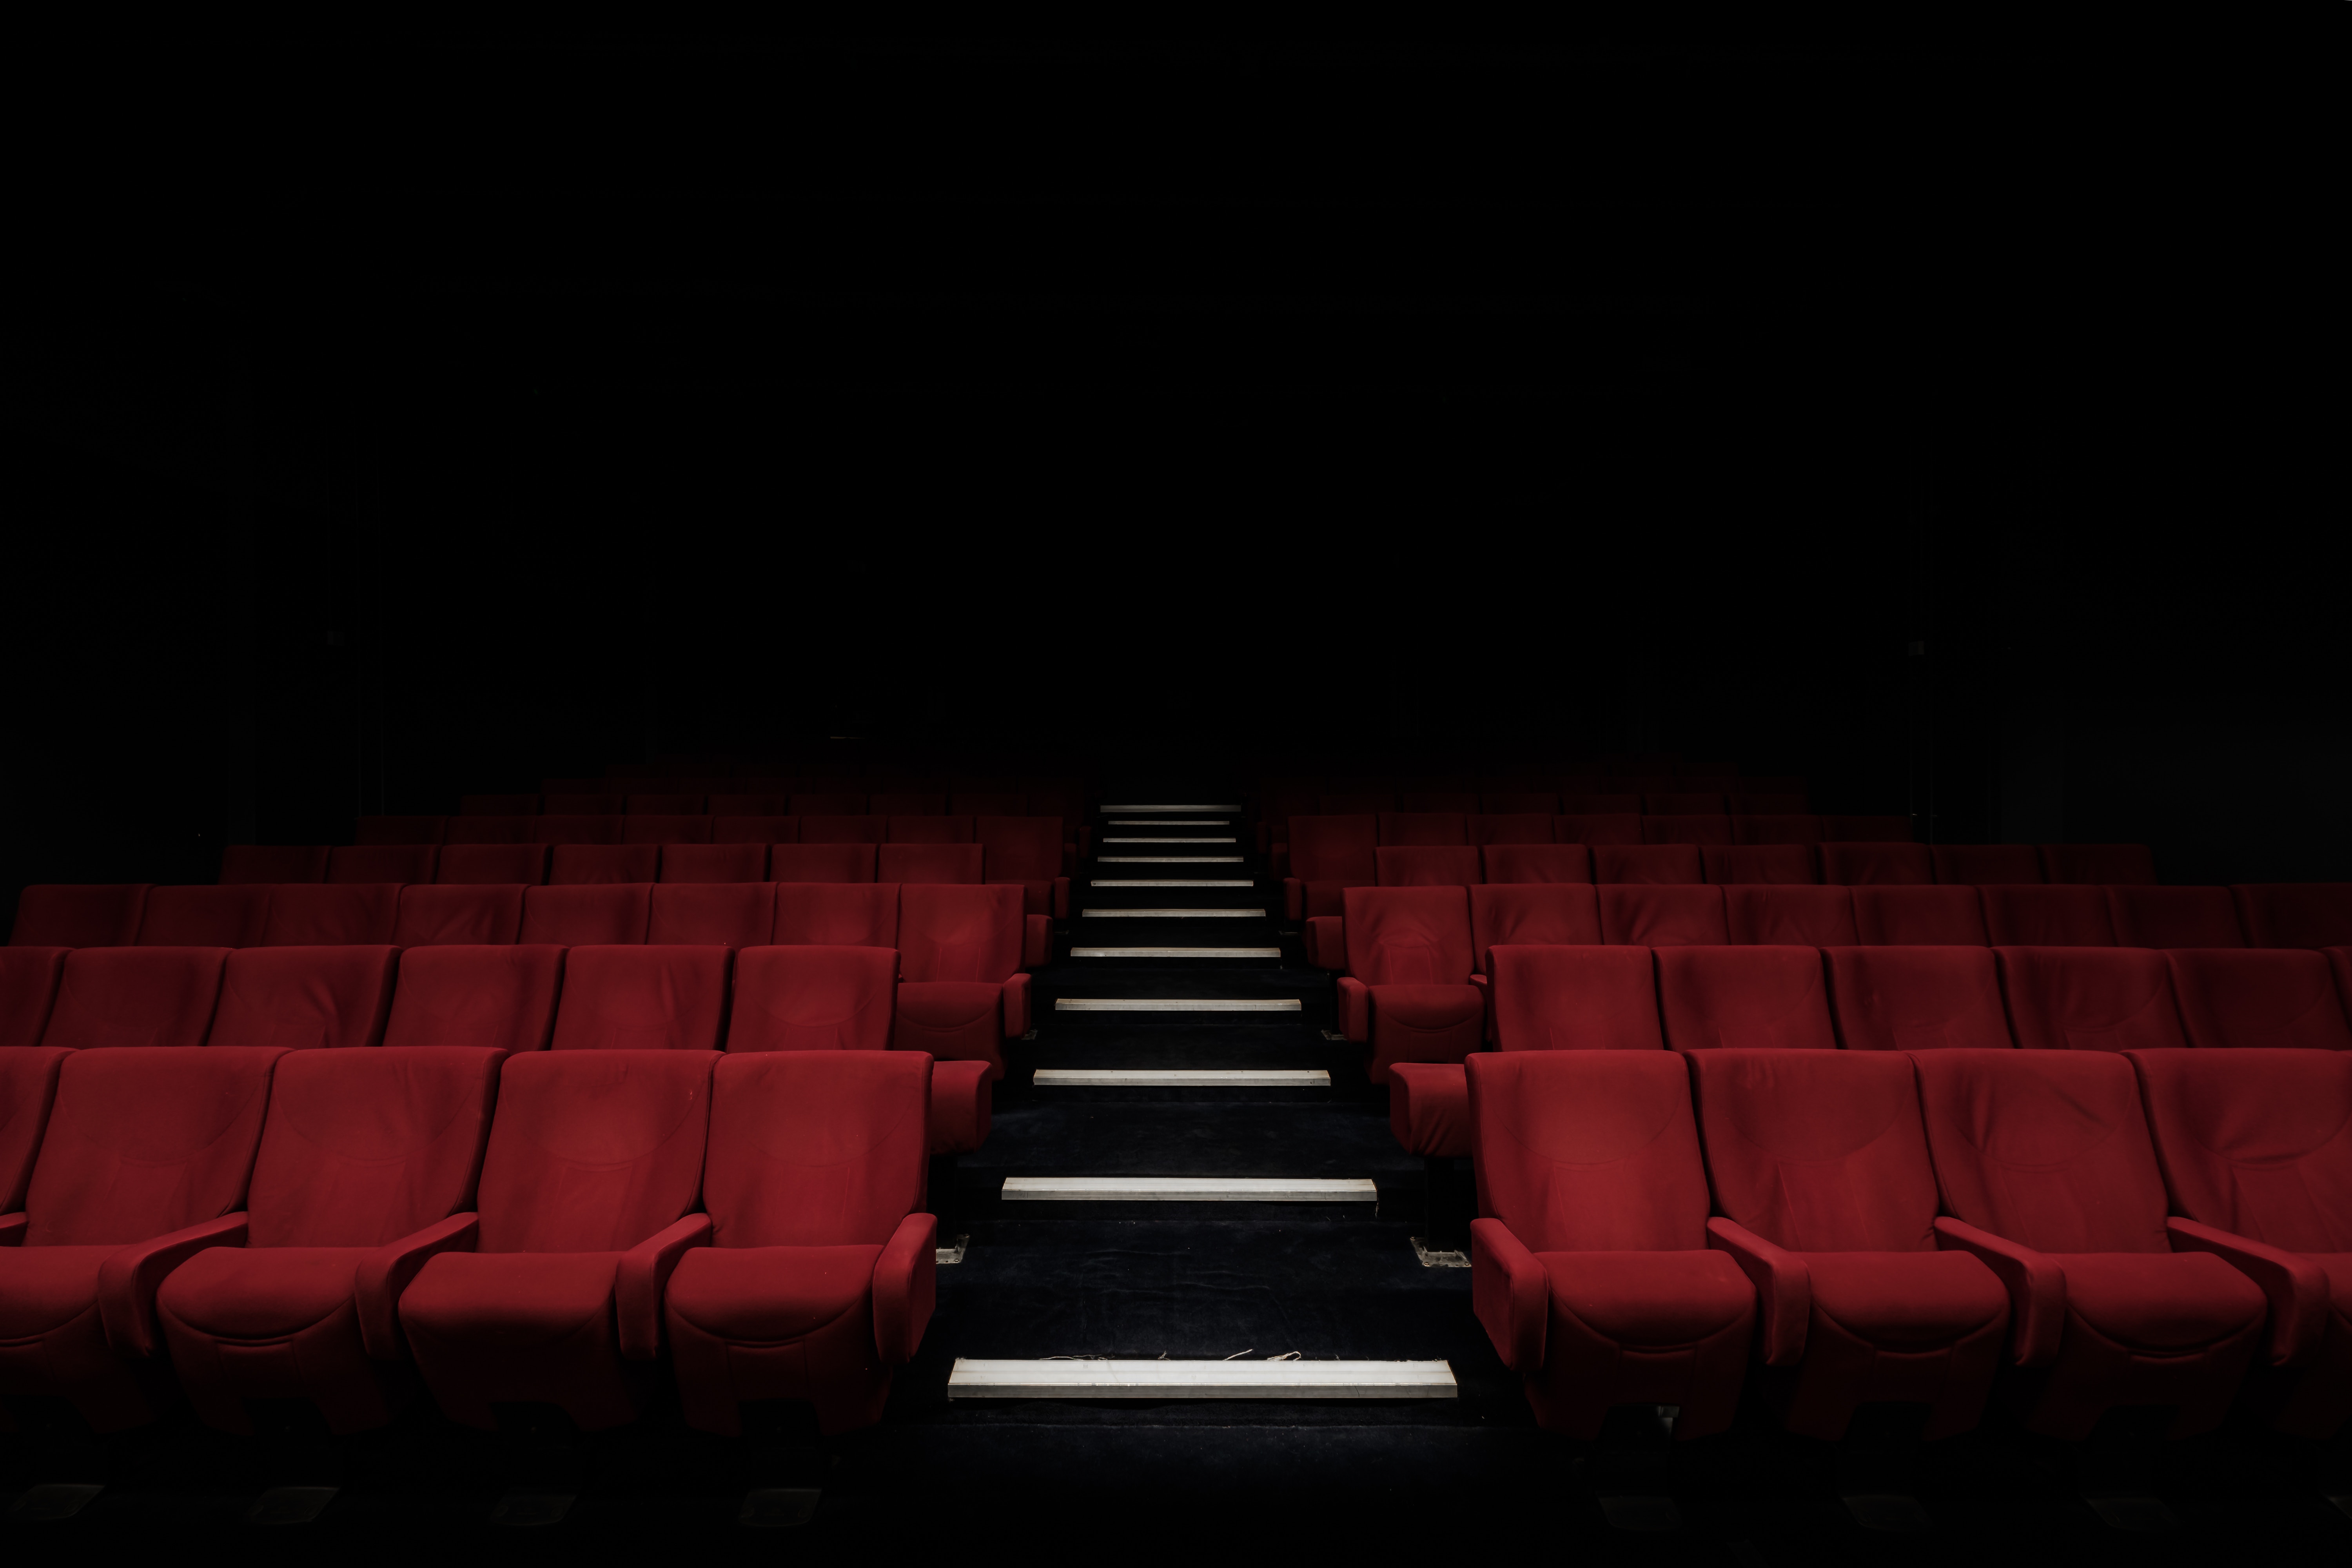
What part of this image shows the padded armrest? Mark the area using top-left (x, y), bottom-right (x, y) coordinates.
top-left (1002, 971), bottom-right (1031, 1039)
top-left (1283, 877), bottom-right (1304, 922)
top-left (1934, 1215), bottom-right (2064, 1366)
top-left (873, 1211), bottom-right (939, 1366)
top-left (1304, 916), bottom-right (1345, 971)
top-left (0, 1213), bottom-right (24, 1246)
top-left (1051, 877), bottom-right (1070, 920)
top-left (1024, 914), bottom-right (1052, 969)
top-left (1387, 1063), bottom-right (1472, 1158)
top-left (617, 1213), bottom-right (713, 1360)
top-left (1337, 976), bottom-right (1370, 1042)
top-left (99, 1213), bottom-right (249, 1358)
top-left (2167, 1217), bottom-right (2330, 1367)
top-left (1707, 1217), bottom-right (1809, 1365)
top-left (929, 1059), bottom-right (993, 1154)
top-left (1470, 1218), bottom-right (1548, 1375)
top-left (356, 1212), bottom-right (478, 1359)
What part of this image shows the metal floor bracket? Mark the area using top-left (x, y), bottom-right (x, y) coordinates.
top-left (1410, 1236), bottom-right (1469, 1269)
top-left (936, 1235), bottom-right (969, 1265)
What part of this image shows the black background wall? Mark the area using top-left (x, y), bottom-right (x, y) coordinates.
top-left (6, 30), bottom-right (2342, 921)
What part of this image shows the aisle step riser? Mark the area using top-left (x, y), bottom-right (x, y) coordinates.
top-left (1078, 907), bottom-right (1266, 918)
top-left (1054, 999), bottom-right (1302, 1013)
top-left (1002, 1177), bottom-right (1376, 1201)
top-left (1091, 879), bottom-right (1256, 888)
top-left (1034, 1069), bottom-right (1329, 1087)
top-left (947, 1359), bottom-right (1457, 1400)
top-left (1068, 947), bottom-right (1280, 959)
top-left (1098, 804), bottom-right (1245, 813)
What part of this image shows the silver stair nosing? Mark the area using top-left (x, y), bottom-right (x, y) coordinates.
top-left (1106, 819), bottom-right (1230, 826)
top-left (1001, 1175), bottom-right (1375, 1201)
top-left (1078, 907), bottom-right (1266, 917)
top-left (1034, 1069), bottom-right (1330, 1087)
top-left (1102, 837), bottom-right (1239, 844)
top-left (1053, 998), bottom-right (1302, 1012)
top-left (1069, 946), bottom-right (1281, 958)
top-left (1091, 879), bottom-right (1256, 887)
top-left (1097, 856), bottom-right (1246, 863)
top-left (1098, 804), bottom-right (1245, 813)
top-left (947, 1357), bottom-right (1456, 1399)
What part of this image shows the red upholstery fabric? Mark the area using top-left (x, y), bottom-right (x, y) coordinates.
top-left (1593, 845), bottom-right (1703, 885)
top-left (1688, 1051), bottom-right (2008, 1437)
top-left (1980, 885), bottom-right (2116, 947)
top-left (1820, 815), bottom-right (1915, 843)
top-left (355, 817), bottom-right (444, 846)
top-left (328, 844), bottom-right (436, 884)
top-left (436, 844), bottom-right (549, 886)
top-left (138, 886), bottom-right (270, 947)
top-left (1646, 793), bottom-right (1725, 815)
top-left (209, 946), bottom-right (397, 1051)
top-left (2164, 950), bottom-right (2352, 1052)
top-left (531, 815), bottom-right (625, 846)
top-left (1995, 947), bottom-right (2189, 1053)
top-left (1730, 815), bottom-right (1822, 846)
top-left (1388, 1062), bottom-right (1471, 1157)
top-left (1643, 815), bottom-right (1733, 846)
top-left (519, 884), bottom-right (651, 946)
top-left (1818, 842), bottom-right (1933, 886)
top-left (1932, 844), bottom-right (2042, 884)
top-left (0, 949), bottom-right (68, 1051)
top-left (400, 1050), bottom-right (717, 1430)
top-left (9, 885), bottom-right (151, 947)
top-left (657, 843), bottom-right (768, 884)
top-left (393, 885), bottom-right (526, 946)
top-left (1822, 946), bottom-right (2014, 1051)
top-left (1560, 794), bottom-right (1642, 815)
top-left (886, 816), bottom-right (973, 844)
top-left (1599, 885), bottom-right (1728, 946)
top-left (648, 883), bottom-right (775, 946)
top-left (0, 1047), bottom-right (283, 1429)
top-left (1480, 845), bottom-right (1591, 884)
top-left (42, 947), bottom-right (228, 1050)
top-left (2232, 885), bottom-right (2352, 950)
top-left (380, 946), bottom-right (564, 1054)
top-left (896, 885), bottom-right (1023, 1078)
top-left (1289, 816), bottom-right (1378, 919)
top-left (1656, 947), bottom-right (1836, 1052)
top-left (444, 816), bottom-right (535, 844)
top-left (729, 946), bottom-right (897, 1053)
top-left (1375, 847), bottom-right (1480, 887)
top-left (549, 845), bottom-right (661, 885)
top-left (219, 846), bottom-right (329, 885)
top-left (2106, 885), bottom-right (2244, 948)
top-left (774, 883), bottom-right (898, 948)
top-left (1488, 946), bottom-right (1663, 1053)
top-left (156, 1047), bottom-right (501, 1432)
top-left (258, 883), bottom-right (399, 946)
top-left (2040, 844), bottom-right (2156, 886)
top-left (668, 1052), bottom-right (933, 1434)
top-left (552, 947), bottom-right (731, 1051)
top-left (459, 795), bottom-right (538, 817)
top-left (1468, 886), bottom-right (1602, 972)
top-left (975, 817), bottom-right (1068, 918)
top-left (878, 844), bottom-right (983, 884)
top-left (1553, 814), bottom-right (1642, 845)
top-left (712, 816), bottom-right (800, 844)
top-left (1480, 793), bottom-right (1557, 814)
top-left (1723, 886), bottom-right (1856, 946)
top-left (1466, 1051), bottom-right (1754, 1437)
top-left (790, 794), bottom-right (868, 816)
top-left (1912, 1050), bottom-right (2267, 1437)
top-left (800, 816), bottom-right (889, 845)
top-left (0, 1047), bottom-right (69, 1210)
top-left (1342, 887), bottom-right (1474, 987)
top-left (1467, 814), bottom-right (1554, 847)
top-left (1851, 886), bottom-right (1988, 946)
top-left (1377, 813), bottom-right (1468, 847)
top-left (769, 844), bottom-right (878, 883)
top-left (1702, 846), bottom-right (1816, 885)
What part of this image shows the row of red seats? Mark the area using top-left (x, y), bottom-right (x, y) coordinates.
top-left (1468, 1047), bottom-right (2349, 1443)
top-left (358, 811), bottom-right (1072, 853)
top-left (461, 789), bottom-right (1074, 817)
top-left (0, 1045), bottom-right (937, 1436)
top-left (1334, 842), bottom-right (2156, 891)
top-left (1272, 813), bottom-right (1890, 867)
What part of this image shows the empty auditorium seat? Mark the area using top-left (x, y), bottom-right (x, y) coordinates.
top-left (790, 794), bottom-right (869, 817)
top-left (2105, 885), bottom-right (2244, 948)
top-left (1643, 815), bottom-right (1733, 846)
top-left (0, 949), bottom-right (67, 1051)
top-left (1819, 815), bottom-right (1914, 843)
top-left (434, 843), bottom-right (548, 885)
top-left (443, 816), bottom-right (535, 845)
top-left (1851, 885), bottom-right (1988, 946)
top-left (1284, 815), bottom-right (1378, 921)
top-left (1375, 846), bottom-right (1480, 887)
top-left (657, 843), bottom-right (768, 884)
top-left (647, 883), bottom-right (775, 946)
top-left (1467, 1051), bottom-right (1755, 1438)
top-left (154, 1047), bottom-right (501, 1433)
top-left (381, 946), bottom-right (563, 1053)
top-left (400, 1050), bottom-right (717, 1430)
top-left (2127, 1048), bottom-right (2352, 1437)
top-left (1931, 844), bottom-right (2042, 884)
top-left (886, 815), bottom-right (974, 846)
top-left (0, 1046), bottom-right (285, 1428)
top-left (1469, 886), bottom-right (1604, 972)
top-left (708, 794), bottom-right (784, 817)
top-left (548, 844), bottom-right (662, 885)
top-left (895, 884), bottom-right (1029, 1080)
top-left (543, 793), bottom-right (624, 815)
top-left (1479, 845), bottom-right (1591, 884)
top-left (1656, 947), bottom-right (1837, 1052)
top-left (459, 794), bottom-right (538, 816)
top-left (801, 815), bottom-right (890, 846)
top-left (770, 844), bottom-right (878, 884)
top-left (1593, 844), bottom-right (1704, 885)
top-left (42, 947), bottom-right (227, 1050)
top-left (1979, 884), bottom-right (2118, 946)
top-left (730, 946), bottom-right (897, 1053)
top-left (138, 885), bottom-right (270, 947)
top-left (1817, 842), bottom-right (1933, 885)
top-left (1559, 793), bottom-right (1642, 814)
top-left (2232, 885), bottom-right (2352, 950)
top-left (713, 815), bottom-right (800, 844)
top-left (2163, 949), bottom-right (2352, 1052)
top-left (1646, 792), bottom-right (1725, 815)
top-left (1553, 814), bottom-right (1642, 845)
top-left (552, 946), bottom-right (731, 1051)
top-left (666, 1051), bottom-right (936, 1434)
top-left (1599, 885), bottom-right (1730, 946)
top-left (9, 884), bottom-right (151, 948)
top-left (328, 844), bottom-right (436, 884)
top-left (1688, 1051), bottom-right (2008, 1438)
top-left (0, 1047), bottom-right (67, 1211)
top-left (1913, 1050), bottom-right (2267, 1437)
top-left (975, 817), bottom-right (1071, 919)
top-left (1701, 846), bottom-right (1816, 885)
top-left (1723, 885), bottom-right (1857, 946)
top-left (208, 946), bottom-right (398, 1051)
top-left (1466, 813), bottom-right (1554, 847)
top-left (532, 815), bottom-right (626, 846)
top-left (218, 846), bottom-right (329, 885)
top-left (257, 883), bottom-right (399, 946)
top-left (774, 884), bottom-right (899, 949)
top-left (1994, 946), bottom-right (2189, 1052)
top-left (1730, 815), bottom-right (1823, 846)
top-left (1377, 813), bottom-right (1468, 847)
top-left (1334, 887), bottom-right (1482, 1085)
top-left (626, 793), bottom-right (706, 816)
top-left (1488, 945), bottom-right (1663, 1053)
top-left (519, 883), bottom-right (652, 945)
top-left (1821, 947), bottom-right (2014, 1051)
top-left (394, 884), bottom-right (525, 946)
top-left (354, 816), bottom-right (444, 846)
top-left (622, 815), bottom-right (713, 845)
top-left (1480, 792), bottom-right (1557, 815)
top-left (878, 844), bottom-right (983, 884)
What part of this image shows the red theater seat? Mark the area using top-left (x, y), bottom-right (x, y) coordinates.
top-left (665, 1052), bottom-right (935, 1435)
top-left (394, 885), bottom-right (526, 947)
top-left (1657, 947), bottom-right (1836, 1052)
top-left (0, 1047), bottom-right (284, 1429)
top-left (1553, 814), bottom-right (1642, 845)
top-left (800, 816), bottom-right (889, 845)
top-left (1335, 887), bottom-right (1481, 1085)
top-left (648, 883), bottom-right (775, 946)
top-left (434, 844), bottom-right (548, 885)
top-left (1467, 814), bottom-right (1554, 847)
top-left (1980, 884), bottom-right (2117, 947)
top-left (443, 817), bottom-right (535, 845)
top-left (770, 844), bottom-right (878, 883)
top-left (1480, 845), bottom-right (1591, 884)
top-left (549, 845), bottom-right (661, 885)
top-left (1818, 842), bottom-right (1933, 886)
top-left (1467, 1051), bottom-right (1754, 1439)
top-left (659, 843), bottom-right (768, 884)
top-left (1822, 947), bottom-right (2014, 1052)
top-left (622, 815), bottom-right (712, 846)
top-left (532, 815), bottom-right (625, 846)
top-left (626, 794), bottom-right (705, 816)
top-left (1723, 885), bottom-right (1856, 946)
top-left (713, 816), bottom-right (800, 844)
top-left (400, 1050), bottom-right (716, 1430)
top-left (1480, 793), bottom-right (1557, 815)
top-left (1470, 887), bottom-right (1603, 972)
top-left (0, 949), bottom-right (68, 1051)
top-left (895, 885), bottom-right (1028, 1080)
top-left (1644, 815), bottom-right (1733, 846)
top-left (775, 884), bottom-right (899, 949)
top-left (552, 947), bottom-right (730, 1051)
top-left (355, 817), bottom-right (445, 846)
top-left (2164, 950), bottom-right (2352, 1052)
top-left (1375, 847), bottom-right (1479, 887)
top-left (2040, 844), bottom-right (2157, 886)
top-left (1820, 815), bottom-right (1914, 843)
top-left (1377, 813), bottom-right (1468, 847)
top-left (328, 844), bottom-right (436, 884)
top-left (0, 1047), bottom-right (68, 1207)
top-left (155, 1047), bottom-right (501, 1433)
top-left (1284, 815), bottom-right (1378, 921)
top-left (1994, 947), bottom-right (2189, 1053)
top-left (259, 884), bottom-right (399, 946)
top-left (1932, 844), bottom-right (2042, 884)
top-left (2105, 885), bottom-right (2244, 948)
top-left (208, 946), bottom-right (397, 1051)
top-left (1730, 815), bottom-right (1822, 847)
top-left (10, 885), bottom-right (151, 948)
top-left (42, 948), bottom-right (227, 1050)
top-left (218, 846), bottom-right (329, 885)
top-left (878, 844), bottom-right (983, 884)
top-left (381, 946), bottom-right (563, 1053)
top-left (1593, 845), bottom-right (1704, 885)
top-left (520, 884), bottom-right (651, 945)
top-left (1600, 885), bottom-right (1729, 946)
top-left (1914, 1050), bottom-right (2267, 1438)
top-left (2232, 885), bottom-right (2352, 950)
top-left (1851, 886), bottom-right (1988, 946)
top-left (1701, 846), bottom-right (1815, 885)
top-left (976, 818), bottom-right (1070, 919)
top-left (139, 886), bottom-right (270, 947)
top-left (1488, 945), bottom-right (1662, 1053)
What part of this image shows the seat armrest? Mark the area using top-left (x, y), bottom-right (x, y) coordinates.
top-left (356, 1212), bottom-right (478, 1359)
top-left (2167, 1217), bottom-right (2330, 1366)
top-left (1387, 1063), bottom-right (1471, 1158)
top-left (1002, 971), bottom-right (1031, 1039)
top-left (873, 1211), bottom-right (939, 1366)
top-left (1051, 877), bottom-right (1070, 920)
top-left (617, 1213), bottom-right (713, 1360)
top-left (1337, 976), bottom-right (1370, 1042)
top-left (1470, 1218), bottom-right (1548, 1375)
top-left (1707, 1217), bottom-right (1809, 1365)
top-left (1283, 877), bottom-right (1304, 922)
top-left (928, 1059), bottom-right (993, 1154)
top-left (0, 1213), bottom-right (24, 1247)
top-left (1934, 1215), bottom-right (2062, 1365)
top-left (1024, 913), bottom-right (1052, 969)
top-left (1304, 916), bottom-right (1345, 971)
top-left (99, 1213), bottom-right (249, 1358)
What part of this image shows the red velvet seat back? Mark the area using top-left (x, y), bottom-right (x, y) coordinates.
top-left (712, 816), bottom-right (800, 845)
top-left (1995, 947), bottom-right (2189, 1053)
top-left (1468, 813), bottom-right (1554, 847)
top-left (519, 884), bottom-right (651, 945)
top-left (1657, 947), bottom-right (1836, 1052)
top-left (1702, 846), bottom-right (1816, 886)
top-left (1931, 844), bottom-right (2041, 884)
top-left (773, 884), bottom-right (899, 949)
top-left (532, 815), bottom-right (625, 846)
top-left (799, 815), bottom-right (889, 845)
top-left (245, 1047), bottom-right (502, 1247)
top-left (1289, 816), bottom-right (1378, 885)
top-left (1730, 815), bottom-right (1822, 846)
top-left (1341, 886), bottom-right (1473, 985)
top-left (1818, 842), bottom-right (1933, 886)
top-left (0, 1049), bottom-right (69, 1210)
top-left (209, 946), bottom-right (397, 1051)
top-left (1480, 845), bottom-right (1591, 884)
top-left (328, 845), bottom-right (436, 884)
top-left (260, 883), bottom-right (400, 945)
top-left (551, 946), bottom-right (731, 1052)
top-left (1599, 885), bottom-right (1728, 946)
top-left (2163, 950), bottom-right (2352, 1053)
top-left (394, 884), bottom-right (526, 946)
top-left (1469, 886), bottom-right (1602, 971)
top-left (975, 818), bottom-right (1062, 881)
top-left (1374, 847), bottom-right (1479, 887)
top-left (434, 844), bottom-right (548, 886)
top-left (1594, 845), bottom-right (1703, 885)
top-left (728, 946), bottom-right (897, 1053)
top-left (1689, 1050), bottom-right (1942, 1250)
top-left (2128, 1049), bottom-right (2352, 1252)
top-left (43, 947), bottom-right (228, 1050)
top-left (10, 885), bottom-right (152, 947)
top-left (24, 1046), bottom-right (285, 1246)
top-left (1488, 946), bottom-right (1662, 1053)
top-left (2105, 886), bottom-right (2242, 948)
top-left (1913, 1049), bottom-right (2171, 1253)
top-left (621, 815), bottom-right (712, 846)
top-left (139, 886), bottom-right (270, 947)
top-left (0, 949), bottom-right (68, 1051)
top-left (648, 883), bottom-right (775, 946)
top-left (1554, 814), bottom-right (1642, 845)
top-left (877, 844), bottom-right (983, 884)
top-left (1822, 947), bottom-right (2013, 1052)
top-left (1723, 886), bottom-right (1856, 946)
top-left (474, 1050), bottom-right (715, 1253)
top-left (2232, 885), bottom-right (2352, 950)
top-left (769, 844), bottom-right (878, 884)
top-left (1851, 886), bottom-right (1987, 946)
top-left (1980, 885), bottom-right (2116, 947)
top-left (1468, 1051), bottom-right (1709, 1252)
top-left (898, 884), bottom-right (1022, 983)
top-left (220, 846), bottom-right (329, 885)
top-left (1377, 813), bottom-right (1467, 847)
top-left (2040, 844), bottom-right (2156, 886)
top-left (380, 946), bottom-right (563, 1053)
top-left (657, 844), bottom-right (768, 885)
top-left (702, 1052), bottom-right (929, 1249)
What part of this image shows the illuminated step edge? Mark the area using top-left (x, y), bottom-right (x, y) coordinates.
top-left (1001, 1176), bottom-right (1374, 1201)
top-left (947, 1357), bottom-right (1455, 1400)
top-left (1102, 837), bottom-right (1239, 843)
top-left (1053, 999), bottom-right (1302, 1012)
top-left (1106, 819), bottom-right (1230, 826)
top-left (1069, 946), bottom-right (1281, 958)
top-left (1098, 804), bottom-right (1245, 813)
top-left (1079, 907), bottom-right (1265, 918)
top-left (1091, 879), bottom-right (1255, 887)
top-left (1034, 1069), bottom-right (1329, 1087)
top-left (1097, 856), bottom-right (1246, 863)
